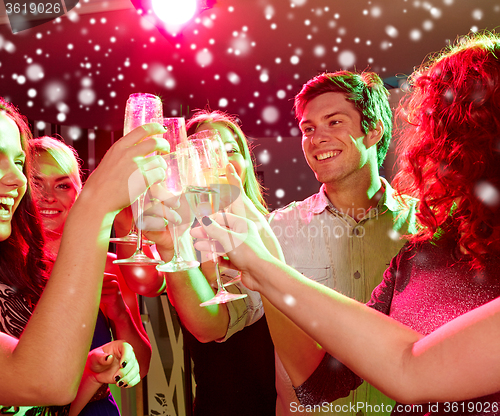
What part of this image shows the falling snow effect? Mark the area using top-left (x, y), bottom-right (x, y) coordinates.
top-left (0, 0), bottom-right (499, 208)
top-left (68, 126), bottom-right (82, 140)
top-left (196, 49), bottom-right (213, 66)
top-left (283, 294), bottom-right (297, 307)
top-left (26, 64), bottom-right (44, 81)
top-left (313, 45), bottom-right (326, 57)
top-left (259, 150), bottom-right (271, 164)
top-left (338, 50), bottom-right (356, 68)
top-left (44, 82), bottom-right (66, 103)
top-left (230, 36), bottom-right (251, 56)
top-left (388, 229), bottom-right (401, 242)
top-left (78, 89), bottom-right (96, 105)
top-left (475, 181), bottom-right (500, 207)
top-left (262, 105), bottom-right (279, 123)
top-left (227, 72), bottom-right (241, 84)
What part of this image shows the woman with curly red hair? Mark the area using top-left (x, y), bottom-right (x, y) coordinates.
top-left (393, 32), bottom-right (500, 265)
top-left (194, 31), bottom-right (500, 412)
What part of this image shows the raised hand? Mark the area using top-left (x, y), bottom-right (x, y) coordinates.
top-left (85, 341), bottom-right (140, 388)
top-left (82, 123), bottom-right (169, 215)
top-left (192, 212), bottom-right (273, 292)
top-left (146, 169), bottom-right (200, 273)
top-left (224, 164), bottom-right (284, 261)
top-left (68, 341), bottom-right (141, 415)
top-left (141, 185), bottom-right (190, 250)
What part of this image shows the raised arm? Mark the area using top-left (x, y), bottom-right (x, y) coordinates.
top-left (0, 123), bottom-right (168, 405)
top-left (195, 212), bottom-right (500, 404)
top-left (100, 264), bottom-right (152, 378)
top-left (162, 234), bottom-right (233, 342)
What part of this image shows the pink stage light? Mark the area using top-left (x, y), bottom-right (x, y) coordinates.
top-left (152, 0), bottom-right (197, 32)
top-left (130, 0), bottom-right (216, 39)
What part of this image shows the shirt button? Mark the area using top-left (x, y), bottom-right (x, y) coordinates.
top-left (353, 227), bottom-right (361, 236)
top-left (354, 271), bottom-right (361, 279)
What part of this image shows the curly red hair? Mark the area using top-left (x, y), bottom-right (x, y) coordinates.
top-left (393, 31), bottom-right (500, 265)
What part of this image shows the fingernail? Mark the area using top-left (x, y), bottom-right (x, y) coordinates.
top-left (118, 381), bottom-right (124, 387)
top-left (202, 216), bottom-right (212, 226)
top-left (105, 354), bottom-right (112, 361)
top-left (123, 384), bottom-right (128, 388)
top-left (121, 361), bottom-right (127, 368)
top-left (115, 375), bottom-right (120, 382)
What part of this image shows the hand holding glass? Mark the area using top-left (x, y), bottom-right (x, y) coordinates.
top-left (156, 151), bottom-right (200, 272)
top-left (113, 93), bottom-right (163, 265)
top-left (182, 139), bottom-right (247, 306)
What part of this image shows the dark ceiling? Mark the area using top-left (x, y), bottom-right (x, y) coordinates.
top-left (1, 0), bottom-right (499, 137)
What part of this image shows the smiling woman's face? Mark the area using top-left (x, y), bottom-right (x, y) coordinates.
top-left (32, 151), bottom-right (79, 240)
top-left (0, 112), bottom-right (27, 242)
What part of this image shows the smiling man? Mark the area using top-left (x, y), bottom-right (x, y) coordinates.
top-left (265, 71), bottom-right (418, 415)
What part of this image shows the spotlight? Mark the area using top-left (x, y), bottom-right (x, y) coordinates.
top-left (130, 0), bottom-right (216, 37)
top-left (152, 0), bottom-right (197, 26)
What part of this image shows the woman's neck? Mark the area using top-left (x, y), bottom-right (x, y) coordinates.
top-left (45, 232), bottom-right (62, 258)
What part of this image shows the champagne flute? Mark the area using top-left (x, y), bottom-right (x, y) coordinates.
top-left (187, 130), bottom-right (229, 178)
top-left (188, 130), bottom-right (241, 286)
top-left (114, 93), bottom-right (163, 266)
top-left (156, 151), bottom-right (200, 272)
top-left (182, 140), bottom-right (247, 306)
top-left (163, 117), bottom-right (188, 152)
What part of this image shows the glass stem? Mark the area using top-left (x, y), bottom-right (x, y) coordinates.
top-left (210, 239), bottom-right (227, 294)
top-left (171, 223), bottom-right (184, 262)
top-left (130, 198), bottom-right (140, 236)
top-left (134, 193), bottom-right (145, 255)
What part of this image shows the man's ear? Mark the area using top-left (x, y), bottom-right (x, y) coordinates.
top-left (365, 121), bottom-right (384, 148)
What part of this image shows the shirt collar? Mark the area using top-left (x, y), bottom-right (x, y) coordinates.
top-left (311, 177), bottom-right (401, 216)
top-left (307, 185), bottom-right (331, 214)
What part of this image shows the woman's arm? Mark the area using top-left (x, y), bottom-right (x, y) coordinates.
top-left (99, 265), bottom-right (152, 379)
top-left (163, 241), bottom-right (232, 342)
top-left (105, 255), bottom-right (148, 337)
top-left (0, 123), bottom-right (168, 405)
top-left (195, 212), bottom-right (500, 404)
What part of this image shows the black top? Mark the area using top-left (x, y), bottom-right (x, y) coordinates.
top-left (183, 315), bottom-right (277, 416)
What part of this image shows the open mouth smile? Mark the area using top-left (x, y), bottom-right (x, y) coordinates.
top-left (316, 151), bottom-right (341, 161)
top-left (0, 197), bottom-right (15, 219)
